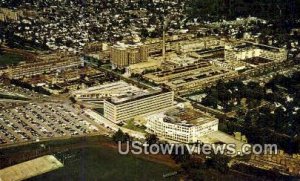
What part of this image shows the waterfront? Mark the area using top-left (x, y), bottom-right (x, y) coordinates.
top-left (29, 146), bottom-right (177, 181)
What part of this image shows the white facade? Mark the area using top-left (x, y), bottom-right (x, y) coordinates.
top-left (104, 91), bottom-right (174, 123)
top-left (224, 43), bottom-right (288, 63)
top-left (146, 110), bottom-right (219, 143)
top-left (72, 81), bottom-right (142, 102)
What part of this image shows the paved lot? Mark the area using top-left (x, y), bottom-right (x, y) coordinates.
top-left (199, 131), bottom-right (245, 153)
top-left (0, 83), bottom-right (45, 100)
top-left (85, 109), bottom-right (145, 139)
top-left (0, 99), bottom-right (29, 110)
top-left (0, 103), bottom-right (106, 146)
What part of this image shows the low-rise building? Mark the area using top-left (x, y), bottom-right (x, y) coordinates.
top-left (126, 58), bottom-right (162, 75)
top-left (0, 8), bottom-right (23, 21)
top-left (225, 42), bottom-right (287, 63)
top-left (145, 106), bottom-right (219, 143)
top-left (5, 53), bottom-right (83, 79)
top-left (72, 81), bottom-right (142, 103)
top-left (178, 37), bottom-right (224, 53)
top-left (144, 60), bottom-right (238, 95)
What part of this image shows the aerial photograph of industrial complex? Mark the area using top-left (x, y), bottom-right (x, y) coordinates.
top-left (0, 0), bottom-right (300, 180)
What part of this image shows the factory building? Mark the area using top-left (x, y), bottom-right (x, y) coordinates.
top-left (110, 43), bottom-right (149, 68)
top-left (225, 42), bottom-right (287, 62)
top-left (104, 90), bottom-right (174, 123)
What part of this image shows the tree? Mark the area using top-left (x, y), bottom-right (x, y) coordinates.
top-left (202, 95), bottom-right (218, 109)
top-left (186, 0), bottom-right (220, 20)
top-left (205, 154), bottom-right (230, 173)
top-left (171, 145), bottom-right (191, 163)
top-left (140, 28), bottom-right (149, 38)
top-left (246, 99), bottom-right (260, 109)
top-left (66, 40), bottom-right (73, 47)
top-left (257, 107), bottom-right (274, 128)
top-left (181, 159), bottom-right (207, 180)
top-left (123, 17), bottom-right (130, 27)
top-left (112, 129), bottom-right (131, 143)
top-left (55, 37), bottom-right (63, 45)
top-left (69, 97), bottom-right (77, 103)
top-left (145, 134), bottom-right (159, 145)
top-left (189, 169), bottom-right (205, 181)
top-left (274, 107), bottom-right (286, 133)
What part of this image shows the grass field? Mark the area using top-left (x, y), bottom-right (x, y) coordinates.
top-left (123, 119), bottom-right (147, 133)
top-left (0, 52), bottom-right (24, 66)
top-left (29, 147), bottom-right (176, 181)
top-left (1, 136), bottom-right (177, 181)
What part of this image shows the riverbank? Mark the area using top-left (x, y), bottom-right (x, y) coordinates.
top-left (0, 135), bottom-right (179, 171)
top-left (0, 135), bottom-right (272, 181)
top-left (28, 146), bottom-right (177, 181)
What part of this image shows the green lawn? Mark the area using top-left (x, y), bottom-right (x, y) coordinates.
top-left (0, 52), bottom-right (24, 66)
top-left (29, 147), bottom-right (176, 181)
top-left (1, 136), bottom-right (176, 181)
top-left (123, 119), bottom-right (147, 133)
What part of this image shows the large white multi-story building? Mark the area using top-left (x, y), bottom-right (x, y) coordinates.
top-left (146, 106), bottom-right (219, 143)
top-left (104, 90), bottom-right (174, 123)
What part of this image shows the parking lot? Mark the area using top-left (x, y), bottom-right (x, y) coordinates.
top-left (0, 103), bottom-right (105, 146)
top-left (0, 82), bottom-right (47, 100)
top-left (0, 101), bottom-right (28, 110)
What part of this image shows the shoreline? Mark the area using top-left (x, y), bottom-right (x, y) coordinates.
top-left (0, 135), bottom-right (180, 170)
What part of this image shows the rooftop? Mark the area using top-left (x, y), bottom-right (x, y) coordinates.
top-left (242, 57), bottom-right (273, 65)
top-left (231, 42), bottom-right (281, 52)
top-left (108, 88), bottom-right (163, 104)
top-left (72, 81), bottom-right (142, 96)
top-left (112, 42), bottom-right (144, 50)
top-left (148, 107), bottom-right (216, 127)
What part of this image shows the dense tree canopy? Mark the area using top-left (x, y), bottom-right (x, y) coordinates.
top-left (112, 129), bottom-right (131, 143)
top-left (186, 0), bottom-right (300, 21)
top-left (199, 71), bottom-right (300, 153)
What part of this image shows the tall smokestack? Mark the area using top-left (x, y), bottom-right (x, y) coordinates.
top-left (162, 29), bottom-right (166, 61)
top-left (162, 16), bottom-right (169, 62)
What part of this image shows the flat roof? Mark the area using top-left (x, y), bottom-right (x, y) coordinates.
top-left (72, 81), bottom-right (142, 96)
top-left (0, 155), bottom-right (63, 181)
top-left (232, 42), bottom-right (281, 52)
top-left (148, 107), bottom-right (217, 127)
top-left (242, 57), bottom-right (272, 65)
top-left (112, 42), bottom-right (144, 49)
top-left (153, 61), bottom-right (210, 77)
top-left (107, 88), bottom-right (167, 105)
